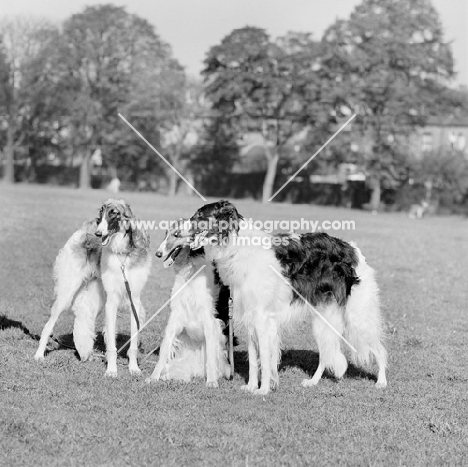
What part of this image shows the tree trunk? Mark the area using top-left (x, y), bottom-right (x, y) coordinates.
top-left (167, 169), bottom-right (178, 196)
top-left (262, 147), bottom-right (279, 203)
top-left (181, 172), bottom-right (195, 196)
top-left (369, 177), bottom-right (381, 211)
top-left (79, 152), bottom-right (92, 189)
top-left (27, 147), bottom-right (37, 183)
top-left (3, 123), bottom-right (15, 184)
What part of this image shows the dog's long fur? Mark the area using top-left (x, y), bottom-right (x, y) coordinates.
top-left (191, 200), bottom-right (387, 395)
top-left (34, 199), bottom-right (151, 377)
top-left (146, 220), bottom-right (231, 387)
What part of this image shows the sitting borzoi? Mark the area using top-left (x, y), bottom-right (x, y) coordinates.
top-left (190, 200), bottom-right (387, 395)
top-left (146, 219), bottom-right (231, 387)
top-left (34, 199), bottom-right (151, 377)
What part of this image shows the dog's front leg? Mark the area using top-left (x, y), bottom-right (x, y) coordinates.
top-left (128, 298), bottom-right (143, 375)
top-left (146, 318), bottom-right (182, 383)
top-left (253, 313), bottom-right (272, 395)
top-left (241, 331), bottom-right (259, 392)
top-left (203, 319), bottom-right (219, 388)
top-left (104, 298), bottom-right (119, 377)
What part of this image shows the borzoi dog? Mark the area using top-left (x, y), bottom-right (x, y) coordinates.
top-left (146, 219), bottom-right (231, 387)
top-left (34, 199), bottom-right (151, 377)
top-left (190, 200), bottom-right (387, 395)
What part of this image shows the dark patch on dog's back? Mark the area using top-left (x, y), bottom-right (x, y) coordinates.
top-left (274, 232), bottom-right (360, 307)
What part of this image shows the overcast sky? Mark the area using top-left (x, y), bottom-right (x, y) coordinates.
top-left (1, 0), bottom-right (466, 86)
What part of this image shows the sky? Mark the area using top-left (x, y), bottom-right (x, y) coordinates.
top-left (0, 0), bottom-right (466, 86)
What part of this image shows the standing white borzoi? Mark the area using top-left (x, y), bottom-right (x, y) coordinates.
top-left (34, 199), bottom-right (151, 377)
top-left (146, 219), bottom-right (231, 387)
top-left (190, 200), bottom-right (387, 395)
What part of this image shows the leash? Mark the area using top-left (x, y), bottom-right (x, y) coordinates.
top-left (228, 295), bottom-right (234, 380)
top-left (118, 255), bottom-right (140, 332)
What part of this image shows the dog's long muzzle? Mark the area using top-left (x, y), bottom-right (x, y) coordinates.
top-left (160, 246), bottom-right (182, 268)
top-left (95, 226), bottom-right (111, 247)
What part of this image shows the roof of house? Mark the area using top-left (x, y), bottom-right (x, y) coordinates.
top-left (426, 115), bottom-right (468, 127)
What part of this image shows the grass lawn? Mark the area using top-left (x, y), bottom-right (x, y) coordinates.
top-left (1, 183), bottom-right (467, 466)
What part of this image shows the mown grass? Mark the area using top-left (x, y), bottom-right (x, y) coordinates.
top-left (1, 184), bottom-right (467, 466)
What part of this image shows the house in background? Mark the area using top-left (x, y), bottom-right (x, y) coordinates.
top-left (413, 115), bottom-right (468, 159)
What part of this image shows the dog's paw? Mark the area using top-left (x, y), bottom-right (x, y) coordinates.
top-left (34, 353), bottom-right (45, 363)
top-left (206, 380), bottom-right (219, 389)
top-left (105, 369), bottom-right (118, 378)
top-left (79, 353), bottom-right (92, 363)
top-left (145, 377), bottom-right (157, 384)
top-left (129, 367), bottom-right (142, 376)
top-left (375, 380), bottom-right (387, 389)
top-left (301, 378), bottom-right (319, 387)
top-left (240, 384), bottom-right (257, 392)
top-left (252, 387), bottom-right (269, 396)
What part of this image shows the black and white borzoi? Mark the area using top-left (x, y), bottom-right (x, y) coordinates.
top-left (34, 199), bottom-right (151, 377)
top-left (190, 200), bottom-right (387, 395)
top-left (146, 219), bottom-right (231, 387)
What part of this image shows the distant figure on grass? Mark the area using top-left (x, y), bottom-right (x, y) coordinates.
top-left (409, 200), bottom-right (429, 219)
top-left (107, 177), bottom-right (121, 194)
top-left (106, 167), bottom-right (121, 193)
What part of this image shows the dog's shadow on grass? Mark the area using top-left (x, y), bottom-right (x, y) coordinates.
top-left (233, 349), bottom-right (377, 384)
top-left (45, 332), bottom-right (134, 360)
top-left (0, 314), bottom-right (40, 340)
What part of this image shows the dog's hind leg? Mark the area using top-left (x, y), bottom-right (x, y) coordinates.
top-left (34, 272), bottom-right (84, 362)
top-left (127, 298), bottom-right (145, 375)
top-left (35, 298), bottom-right (70, 361)
top-left (344, 255), bottom-right (387, 388)
top-left (73, 280), bottom-right (104, 362)
top-left (303, 303), bottom-right (347, 387)
top-left (372, 343), bottom-right (388, 388)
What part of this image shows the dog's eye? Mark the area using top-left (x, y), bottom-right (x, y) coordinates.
top-left (174, 232), bottom-right (180, 238)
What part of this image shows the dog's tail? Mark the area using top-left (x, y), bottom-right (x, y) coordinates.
top-left (343, 244), bottom-right (387, 387)
top-left (73, 279), bottom-right (104, 361)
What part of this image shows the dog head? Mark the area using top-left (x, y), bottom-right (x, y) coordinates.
top-left (156, 219), bottom-right (193, 268)
top-left (95, 199), bottom-right (149, 249)
top-left (190, 200), bottom-right (243, 248)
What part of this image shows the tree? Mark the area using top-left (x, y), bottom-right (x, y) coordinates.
top-left (58, 5), bottom-right (183, 188)
top-left (121, 65), bottom-right (198, 196)
top-left (321, 0), bottom-right (455, 209)
top-left (159, 78), bottom-right (210, 196)
top-left (203, 27), bottom-right (325, 202)
top-left (17, 26), bottom-right (71, 181)
top-left (0, 17), bottom-right (58, 183)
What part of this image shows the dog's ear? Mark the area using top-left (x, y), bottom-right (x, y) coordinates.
top-left (216, 200), bottom-right (242, 235)
top-left (83, 220), bottom-right (102, 249)
top-left (121, 201), bottom-right (133, 220)
top-left (97, 205), bottom-right (104, 222)
top-left (128, 219), bottom-right (150, 249)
